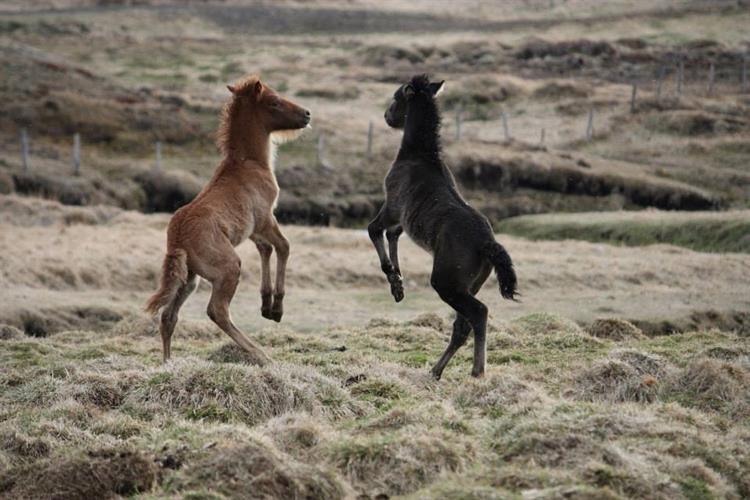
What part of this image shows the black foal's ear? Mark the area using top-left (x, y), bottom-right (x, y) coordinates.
top-left (428, 80), bottom-right (445, 97)
top-left (403, 84), bottom-right (415, 99)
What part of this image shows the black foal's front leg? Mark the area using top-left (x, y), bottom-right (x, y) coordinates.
top-left (368, 209), bottom-right (404, 302)
top-left (386, 226), bottom-right (404, 302)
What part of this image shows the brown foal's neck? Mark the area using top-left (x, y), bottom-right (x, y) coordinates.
top-left (224, 116), bottom-right (273, 168)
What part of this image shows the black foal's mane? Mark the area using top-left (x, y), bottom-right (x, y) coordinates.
top-left (398, 75), bottom-right (443, 162)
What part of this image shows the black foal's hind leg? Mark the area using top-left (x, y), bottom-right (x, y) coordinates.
top-left (431, 315), bottom-right (471, 380)
top-left (432, 279), bottom-right (489, 378)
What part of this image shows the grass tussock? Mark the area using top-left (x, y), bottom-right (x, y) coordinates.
top-left (509, 312), bottom-right (602, 350)
top-left (1, 309), bottom-right (748, 498)
top-left (126, 359), bottom-right (365, 425)
top-left (109, 315), bottom-right (219, 341)
top-left (328, 429), bottom-right (474, 496)
top-left (587, 318), bottom-right (646, 341)
top-left (454, 373), bottom-right (549, 416)
top-left (0, 325), bottom-right (23, 341)
top-left (663, 357), bottom-right (750, 417)
top-left (570, 348), bottom-right (671, 403)
top-left (207, 341), bottom-right (270, 366)
top-left (0, 447), bottom-right (157, 499)
top-left (172, 440), bottom-right (348, 500)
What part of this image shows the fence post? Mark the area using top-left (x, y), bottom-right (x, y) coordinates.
top-left (585, 108), bottom-right (594, 141)
top-left (742, 56), bottom-right (748, 93)
top-left (708, 63), bottom-right (715, 95)
top-left (20, 128), bottom-right (29, 172)
top-left (677, 58), bottom-right (684, 96)
top-left (366, 120), bottom-right (373, 158)
top-left (317, 134), bottom-right (325, 166)
top-left (155, 141), bottom-right (162, 171)
top-left (455, 103), bottom-right (463, 141)
top-left (501, 111), bottom-right (510, 141)
top-left (540, 128), bottom-right (545, 145)
top-left (656, 66), bottom-right (665, 101)
top-left (630, 83), bottom-right (638, 113)
top-left (72, 133), bottom-right (81, 176)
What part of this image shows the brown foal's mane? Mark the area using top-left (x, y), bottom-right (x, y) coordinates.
top-left (216, 75), bottom-right (262, 155)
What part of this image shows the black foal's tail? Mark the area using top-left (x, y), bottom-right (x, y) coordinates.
top-left (481, 241), bottom-right (518, 301)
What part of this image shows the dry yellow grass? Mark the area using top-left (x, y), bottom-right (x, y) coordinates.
top-left (2, 194), bottom-right (750, 337)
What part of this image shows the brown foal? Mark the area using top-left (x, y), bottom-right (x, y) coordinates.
top-left (145, 75), bottom-right (310, 363)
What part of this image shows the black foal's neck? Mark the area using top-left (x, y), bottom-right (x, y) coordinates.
top-left (397, 94), bottom-right (442, 162)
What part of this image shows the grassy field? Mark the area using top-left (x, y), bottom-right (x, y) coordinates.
top-left (0, 194), bottom-right (748, 498)
top-left (499, 210), bottom-right (750, 253)
top-left (1, 310), bottom-right (749, 499)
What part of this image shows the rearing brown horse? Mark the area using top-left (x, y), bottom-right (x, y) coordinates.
top-left (145, 75), bottom-right (310, 364)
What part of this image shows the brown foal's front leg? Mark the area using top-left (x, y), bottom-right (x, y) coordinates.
top-left (252, 239), bottom-right (274, 320)
top-left (368, 208), bottom-right (403, 302)
top-left (259, 220), bottom-right (289, 322)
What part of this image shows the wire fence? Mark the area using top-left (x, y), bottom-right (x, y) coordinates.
top-left (14, 59), bottom-right (749, 174)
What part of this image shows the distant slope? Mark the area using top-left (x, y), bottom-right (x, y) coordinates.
top-left (498, 210), bottom-right (750, 253)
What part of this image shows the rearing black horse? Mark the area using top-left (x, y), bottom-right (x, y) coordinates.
top-left (368, 74), bottom-right (518, 379)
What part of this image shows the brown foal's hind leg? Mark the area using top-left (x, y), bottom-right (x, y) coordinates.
top-left (160, 273), bottom-right (197, 363)
top-left (206, 255), bottom-right (272, 365)
top-left (253, 240), bottom-right (274, 320)
top-left (258, 220), bottom-right (289, 323)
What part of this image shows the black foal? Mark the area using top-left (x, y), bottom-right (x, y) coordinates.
top-left (368, 74), bottom-right (518, 379)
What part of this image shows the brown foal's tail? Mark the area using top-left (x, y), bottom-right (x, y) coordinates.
top-left (481, 240), bottom-right (518, 301)
top-left (144, 249), bottom-right (188, 315)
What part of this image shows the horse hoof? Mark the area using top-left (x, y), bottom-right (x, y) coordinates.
top-left (430, 368), bottom-right (442, 381)
top-left (471, 369), bottom-right (485, 378)
top-left (261, 308), bottom-right (274, 320)
top-left (390, 281), bottom-right (404, 302)
top-left (270, 310), bottom-right (283, 322)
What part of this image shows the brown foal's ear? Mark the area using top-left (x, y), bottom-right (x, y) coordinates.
top-left (227, 85), bottom-right (236, 94)
top-left (253, 80), bottom-right (263, 100)
top-left (403, 84), bottom-right (415, 99)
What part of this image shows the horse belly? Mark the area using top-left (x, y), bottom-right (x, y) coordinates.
top-left (229, 216), bottom-right (255, 247)
top-left (402, 218), bottom-right (435, 255)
